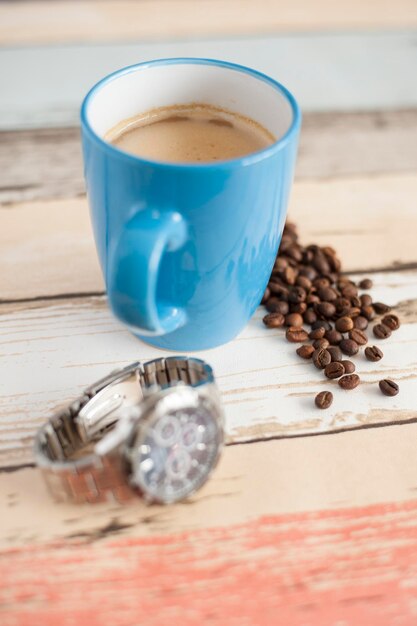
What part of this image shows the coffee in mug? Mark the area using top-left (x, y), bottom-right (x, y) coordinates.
top-left (105, 104), bottom-right (275, 163)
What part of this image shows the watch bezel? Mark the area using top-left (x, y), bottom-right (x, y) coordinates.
top-left (124, 383), bottom-right (224, 504)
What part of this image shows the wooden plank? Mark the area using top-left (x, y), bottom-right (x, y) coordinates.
top-left (1, 0), bottom-right (416, 46)
top-left (0, 270), bottom-right (416, 467)
top-left (299, 109), bottom-right (417, 179)
top-left (1, 32), bottom-right (417, 129)
top-left (0, 127), bottom-right (84, 205)
top-left (2, 491), bottom-right (417, 624)
top-left (1, 422), bottom-right (417, 547)
top-left (1, 172), bottom-right (416, 301)
top-left (3, 110), bottom-right (417, 205)
top-left (0, 197), bottom-right (104, 299)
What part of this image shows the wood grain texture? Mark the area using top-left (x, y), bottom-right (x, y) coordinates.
top-left (2, 32), bottom-right (417, 129)
top-left (2, 497), bottom-right (417, 625)
top-left (0, 196), bottom-right (103, 300)
top-left (1, 0), bottom-right (416, 46)
top-left (1, 172), bottom-right (416, 300)
top-left (0, 127), bottom-right (84, 205)
top-left (2, 110), bottom-right (417, 205)
top-left (3, 422), bottom-right (417, 549)
top-left (1, 270), bottom-right (416, 467)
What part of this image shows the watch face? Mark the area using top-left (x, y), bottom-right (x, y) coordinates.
top-left (129, 401), bottom-right (222, 504)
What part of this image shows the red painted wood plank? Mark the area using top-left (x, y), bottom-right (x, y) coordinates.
top-left (1, 499), bottom-right (417, 626)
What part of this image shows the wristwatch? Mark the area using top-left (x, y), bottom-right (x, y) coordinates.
top-left (34, 357), bottom-right (224, 505)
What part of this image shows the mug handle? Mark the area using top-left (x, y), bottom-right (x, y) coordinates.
top-left (107, 209), bottom-right (188, 335)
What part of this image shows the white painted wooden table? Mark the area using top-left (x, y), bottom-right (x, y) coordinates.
top-left (1, 3), bottom-right (417, 625)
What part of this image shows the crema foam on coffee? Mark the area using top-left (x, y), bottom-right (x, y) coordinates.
top-left (105, 103), bottom-right (275, 163)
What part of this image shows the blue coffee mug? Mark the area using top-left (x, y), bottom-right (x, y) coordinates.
top-left (81, 58), bottom-right (301, 350)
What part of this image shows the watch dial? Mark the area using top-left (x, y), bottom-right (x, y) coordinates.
top-left (131, 405), bottom-right (221, 503)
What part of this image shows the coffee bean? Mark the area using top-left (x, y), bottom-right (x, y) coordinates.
top-left (290, 302), bottom-right (307, 315)
top-left (373, 302), bottom-right (391, 314)
top-left (324, 362), bottom-right (345, 379)
top-left (296, 344), bottom-right (315, 359)
top-left (269, 273), bottom-right (286, 284)
top-left (360, 294), bottom-right (373, 307)
top-left (330, 259), bottom-right (342, 274)
top-left (340, 338), bottom-right (359, 356)
top-left (379, 379), bottom-right (399, 396)
top-left (350, 296), bottom-right (362, 308)
top-left (348, 328), bottom-right (368, 345)
top-left (313, 348), bottom-right (332, 369)
top-left (361, 305), bottom-right (376, 321)
top-left (286, 245), bottom-right (303, 263)
top-left (313, 254), bottom-right (331, 275)
top-left (279, 234), bottom-right (293, 251)
top-left (309, 327), bottom-right (326, 340)
top-left (316, 302), bottom-right (336, 318)
top-left (381, 314), bottom-right (400, 331)
top-left (267, 298), bottom-right (290, 315)
top-left (338, 374), bottom-right (360, 390)
top-left (266, 299), bottom-right (289, 315)
top-left (282, 266), bottom-right (297, 285)
top-left (306, 294), bottom-right (320, 305)
top-left (321, 245), bottom-right (337, 258)
top-left (261, 287), bottom-right (271, 304)
top-left (263, 312), bottom-right (285, 328)
top-left (303, 309), bottom-right (317, 325)
top-left (295, 278), bottom-right (313, 294)
top-left (333, 297), bottom-right (350, 310)
top-left (284, 221), bottom-right (297, 235)
top-left (354, 316), bottom-right (368, 330)
top-left (341, 284), bottom-right (358, 299)
top-left (373, 323), bottom-right (392, 339)
top-left (311, 320), bottom-right (332, 331)
top-left (313, 338), bottom-right (330, 350)
top-left (283, 224), bottom-right (297, 238)
top-left (359, 278), bottom-right (373, 290)
top-left (325, 329), bottom-right (343, 345)
top-left (318, 286), bottom-right (338, 302)
top-left (274, 257), bottom-right (288, 272)
top-left (328, 346), bottom-right (343, 362)
top-left (337, 307), bottom-right (350, 318)
top-left (268, 282), bottom-right (289, 299)
top-left (313, 277), bottom-right (330, 289)
top-left (364, 345), bottom-right (383, 362)
top-left (286, 326), bottom-right (309, 343)
top-left (324, 250), bottom-right (341, 273)
top-left (341, 360), bottom-right (355, 374)
top-left (315, 390), bottom-right (333, 409)
top-left (296, 276), bottom-right (312, 290)
top-left (337, 278), bottom-right (351, 290)
top-left (290, 302), bottom-right (307, 316)
top-left (338, 307), bottom-right (359, 319)
top-left (299, 267), bottom-right (317, 281)
top-left (335, 316), bottom-right (354, 333)
top-left (288, 286), bottom-right (307, 304)
top-left (335, 297), bottom-right (351, 311)
top-left (303, 250), bottom-right (313, 265)
top-left (285, 313), bottom-right (304, 327)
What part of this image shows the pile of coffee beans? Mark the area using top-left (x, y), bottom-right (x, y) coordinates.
top-left (262, 222), bottom-right (400, 408)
